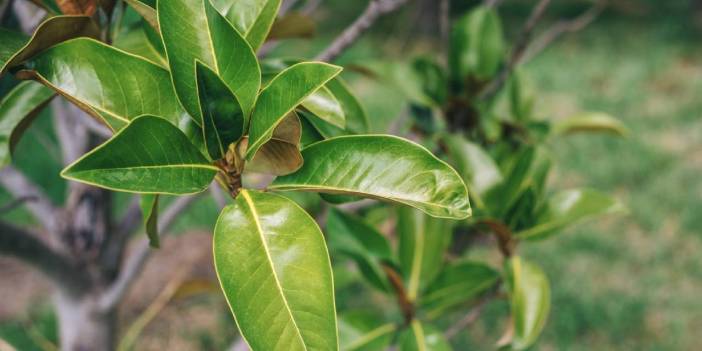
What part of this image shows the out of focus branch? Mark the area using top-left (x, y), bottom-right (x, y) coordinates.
top-left (0, 220), bottom-right (90, 295)
top-left (477, 0), bottom-right (552, 100)
top-left (98, 194), bottom-right (201, 311)
top-left (522, 0), bottom-right (607, 63)
top-left (483, 0), bottom-right (502, 9)
top-left (315, 0), bottom-right (409, 62)
top-left (0, 166), bottom-right (57, 229)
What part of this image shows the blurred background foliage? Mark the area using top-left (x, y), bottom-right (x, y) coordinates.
top-left (1, 0), bottom-right (701, 350)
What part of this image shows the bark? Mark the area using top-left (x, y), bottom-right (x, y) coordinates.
top-left (54, 290), bottom-right (116, 351)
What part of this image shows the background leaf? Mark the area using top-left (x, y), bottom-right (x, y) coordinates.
top-left (421, 261), bottom-right (499, 317)
top-left (213, 190), bottom-right (337, 351)
top-left (62, 116), bottom-right (217, 194)
top-left (270, 135), bottom-right (471, 219)
top-left (338, 312), bottom-right (395, 351)
top-left (212, 0), bottom-right (282, 51)
top-left (553, 112), bottom-right (628, 137)
top-left (140, 194), bottom-right (159, 248)
top-left (450, 6), bottom-right (504, 81)
top-left (506, 256), bottom-right (550, 350)
top-left (398, 320), bottom-right (452, 351)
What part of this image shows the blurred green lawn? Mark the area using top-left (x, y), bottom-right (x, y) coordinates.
top-left (2, 4), bottom-right (701, 350)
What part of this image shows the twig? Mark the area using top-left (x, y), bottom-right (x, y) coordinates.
top-left (382, 263), bottom-right (414, 324)
top-left (0, 220), bottom-right (90, 295)
top-left (521, 0), bottom-right (607, 63)
top-left (0, 166), bottom-right (57, 229)
top-left (477, 0), bottom-right (552, 101)
top-left (315, 0), bottom-right (409, 62)
top-left (98, 194), bottom-right (202, 311)
top-left (0, 195), bottom-right (38, 213)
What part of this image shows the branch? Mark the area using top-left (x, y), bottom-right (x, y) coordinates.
top-left (315, 0), bottom-right (409, 62)
top-left (0, 220), bottom-right (90, 295)
top-left (477, 0), bottom-right (552, 101)
top-left (483, 0), bottom-right (502, 9)
top-left (521, 0), bottom-right (607, 63)
top-left (98, 194), bottom-right (202, 311)
top-left (51, 99), bottom-right (90, 166)
top-left (0, 166), bottom-right (57, 229)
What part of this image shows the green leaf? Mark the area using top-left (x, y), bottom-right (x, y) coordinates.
top-left (506, 256), bottom-right (550, 350)
top-left (140, 194), bottom-right (159, 248)
top-left (443, 134), bottom-right (502, 200)
top-left (0, 81), bottom-right (55, 168)
top-left (339, 312), bottom-right (395, 351)
top-left (158, 0), bottom-right (261, 119)
top-left (515, 188), bottom-right (625, 240)
top-left (112, 23), bottom-right (167, 67)
top-left (243, 112), bottom-right (303, 175)
top-left (411, 57), bottom-right (448, 106)
top-left (268, 11), bottom-right (316, 40)
top-left (326, 78), bottom-right (369, 134)
top-left (61, 115), bottom-right (217, 194)
top-left (450, 6), bottom-right (504, 81)
top-left (302, 86), bottom-right (346, 129)
top-left (327, 209), bottom-right (392, 292)
top-left (123, 0), bottom-right (158, 31)
top-left (22, 38), bottom-right (186, 131)
top-left (212, 0), bottom-right (282, 51)
top-left (398, 320), bottom-right (452, 351)
top-left (421, 261), bottom-right (499, 317)
top-left (246, 62), bottom-right (342, 159)
top-left (553, 112), bottom-right (628, 137)
top-left (270, 135), bottom-right (471, 219)
top-left (397, 207), bottom-right (453, 302)
top-left (0, 16), bottom-right (99, 76)
top-left (213, 189), bottom-right (337, 351)
top-left (196, 62), bottom-right (245, 160)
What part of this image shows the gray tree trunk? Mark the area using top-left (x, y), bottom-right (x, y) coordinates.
top-left (54, 290), bottom-right (116, 351)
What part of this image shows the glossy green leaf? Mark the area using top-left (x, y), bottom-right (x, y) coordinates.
top-left (112, 24), bottom-right (166, 67)
top-left (0, 16), bottom-right (99, 76)
top-left (213, 0), bottom-right (282, 51)
top-left (213, 190), bottom-right (337, 351)
top-left (269, 11), bottom-right (316, 40)
top-left (270, 135), bottom-right (471, 219)
top-left (196, 62), bottom-right (245, 160)
top-left (159, 0), bottom-right (261, 119)
top-left (553, 112), bottom-right (628, 137)
top-left (421, 261), bottom-right (499, 317)
top-left (23, 38), bottom-right (186, 131)
top-left (140, 194), bottom-right (159, 248)
top-left (246, 62), bottom-right (342, 159)
top-left (484, 147), bottom-right (536, 218)
top-left (124, 0), bottom-right (158, 31)
top-left (243, 113), bottom-right (303, 175)
top-left (327, 209), bottom-right (392, 292)
top-left (397, 207), bottom-right (452, 302)
top-left (61, 116), bottom-right (217, 194)
top-left (450, 6), bottom-right (504, 81)
top-left (0, 82), bottom-right (55, 168)
top-left (398, 321), bottom-right (452, 351)
top-left (339, 312), bottom-right (395, 351)
top-left (302, 86), bottom-right (346, 129)
top-left (516, 188), bottom-right (625, 240)
top-left (443, 134), bottom-right (502, 198)
top-left (506, 256), bottom-right (550, 350)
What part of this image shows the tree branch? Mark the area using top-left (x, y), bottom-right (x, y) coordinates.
top-left (315, 0), bottom-right (409, 62)
top-left (0, 166), bottom-right (57, 229)
top-left (477, 0), bottom-right (552, 101)
top-left (0, 220), bottom-right (90, 295)
top-left (521, 0), bottom-right (607, 63)
top-left (98, 194), bottom-right (202, 311)
top-left (51, 99), bottom-right (90, 166)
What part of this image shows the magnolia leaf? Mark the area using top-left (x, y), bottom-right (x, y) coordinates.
top-left (196, 62), bottom-right (245, 160)
top-left (213, 190), bottom-right (337, 351)
top-left (55, 0), bottom-right (97, 14)
top-left (0, 81), bottom-right (55, 168)
top-left (140, 194), bottom-right (159, 248)
top-left (159, 0), bottom-right (261, 119)
top-left (553, 112), bottom-right (628, 137)
top-left (124, 0), bottom-right (158, 31)
top-left (506, 256), bottom-right (550, 350)
top-left (398, 320), bottom-right (452, 351)
top-left (246, 62), bottom-right (342, 159)
top-left (268, 11), bottom-right (316, 40)
top-left (302, 86), bottom-right (346, 129)
top-left (450, 6), bottom-right (504, 81)
top-left (212, 0), bottom-right (282, 51)
top-left (327, 209), bottom-right (392, 292)
top-left (421, 261), bottom-right (499, 317)
top-left (443, 134), bottom-right (502, 201)
top-left (516, 188), bottom-right (625, 240)
top-left (397, 207), bottom-right (453, 302)
top-left (339, 312), bottom-right (395, 351)
top-left (61, 116), bottom-right (217, 194)
top-left (299, 114), bottom-right (324, 147)
top-left (242, 113), bottom-right (303, 176)
top-left (0, 16), bottom-right (99, 76)
top-left (270, 135), bottom-right (471, 219)
top-left (411, 57), bottom-right (448, 107)
top-left (22, 38), bottom-right (187, 131)
top-left (112, 23), bottom-right (166, 67)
